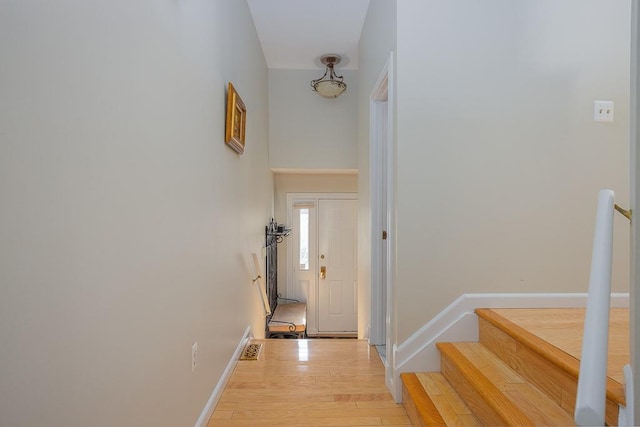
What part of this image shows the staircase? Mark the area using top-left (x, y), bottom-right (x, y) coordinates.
top-left (401, 308), bottom-right (627, 426)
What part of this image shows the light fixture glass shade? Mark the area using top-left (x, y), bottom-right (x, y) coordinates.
top-left (312, 80), bottom-right (347, 98)
top-left (310, 54), bottom-right (347, 98)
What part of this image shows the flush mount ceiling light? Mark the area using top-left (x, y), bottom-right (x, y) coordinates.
top-left (310, 54), bottom-right (347, 98)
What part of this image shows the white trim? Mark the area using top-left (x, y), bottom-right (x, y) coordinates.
top-left (194, 327), bottom-right (252, 427)
top-left (384, 52), bottom-right (395, 388)
top-left (369, 93), bottom-right (385, 345)
top-left (286, 192), bottom-right (358, 336)
top-left (390, 293), bottom-right (630, 402)
top-left (630, 0), bottom-right (639, 422)
top-left (620, 364), bottom-right (635, 426)
top-left (368, 52), bottom-right (396, 391)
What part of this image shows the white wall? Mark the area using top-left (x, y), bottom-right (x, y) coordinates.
top-left (273, 173), bottom-right (358, 300)
top-left (269, 69), bottom-right (358, 171)
top-left (357, 0), bottom-right (397, 339)
top-left (0, 1), bottom-right (271, 426)
top-left (395, 0), bottom-right (631, 343)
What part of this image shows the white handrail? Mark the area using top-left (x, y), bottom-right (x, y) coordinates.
top-left (575, 189), bottom-right (615, 426)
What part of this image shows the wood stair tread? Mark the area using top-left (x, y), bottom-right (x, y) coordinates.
top-left (415, 372), bottom-right (482, 426)
top-left (477, 308), bottom-right (626, 403)
top-left (401, 372), bottom-right (446, 426)
top-left (401, 372), bottom-right (483, 426)
top-left (401, 308), bottom-right (627, 426)
top-left (438, 342), bottom-right (576, 426)
top-left (476, 308), bottom-right (624, 425)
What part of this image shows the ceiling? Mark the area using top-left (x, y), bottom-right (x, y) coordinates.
top-left (246, 0), bottom-right (371, 70)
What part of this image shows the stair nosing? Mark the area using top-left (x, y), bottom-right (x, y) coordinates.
top-left (438, 342), bottom-right (536, 426)
top-left (475, 307), bottom-right (626, 406)
top-left (401, 372), bottom-right (446, 426)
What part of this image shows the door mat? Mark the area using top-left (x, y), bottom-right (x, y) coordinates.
top-left (240, 343), bottom-right (262, 360)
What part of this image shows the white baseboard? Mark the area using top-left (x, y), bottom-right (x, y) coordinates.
top-left (390, 292), bottom-right (629, 400)
top-left (195, 326), bottom-right (252, 427)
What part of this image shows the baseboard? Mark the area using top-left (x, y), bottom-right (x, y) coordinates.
top-left (391, 292), bottom-right (629, 400)
top-left (194, 326), bottom-right (252, 427)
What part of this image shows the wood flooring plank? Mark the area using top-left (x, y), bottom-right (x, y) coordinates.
top-left (380, 415), bottom-right (412, 426)
top-left (356, 401), bottom-right (406, 409)
top-left (229, 408), bottom-right (406, 419)
top-left (225, 381), bottom-right (331, 390)
top-left (334, 393), bottom-right (395, 402)
top-left (215, 401), bottom-right (357, 411)
top-left (209, 417), bottom-right (384, 426)
top-left (209, 410), bottom-right (233, 419)
top-left (220, 387), bottom-right (390, 396)
top-left (317, 375), bottom-right (387, 387)
top-left (330, 367), bottom-right (386, 376)
top-left (207, 339), bottom-right (405, 427)
top-left (227, 373), bottom-right (318, 382)
top-left (218, 393), bottom-right (335, 404)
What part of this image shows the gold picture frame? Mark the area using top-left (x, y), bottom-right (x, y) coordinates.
top-left (225, 82), bottom-right (247, 154)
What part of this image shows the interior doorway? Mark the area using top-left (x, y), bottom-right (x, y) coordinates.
top-left (287, 193), bottom-right (358, 336)
top-left (369, 53), bottom-right (395, 384)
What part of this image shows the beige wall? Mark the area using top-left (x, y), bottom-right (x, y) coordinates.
top-left (0, 1), bottom-right (271, 425)
top-left (394, 0), bottom-right (631, 343)
top-left (273, 173), bottom-right (358, 300)
top-left (357, 0), bottom-right (398, 339)
top-left (269, 69), bottom-right (358, 171)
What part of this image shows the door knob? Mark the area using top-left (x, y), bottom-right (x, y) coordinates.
top-left (320, 266), bottom-right (326, 279)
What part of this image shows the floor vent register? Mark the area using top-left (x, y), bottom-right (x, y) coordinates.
top-left (240, 343), bottom-right (262, 361)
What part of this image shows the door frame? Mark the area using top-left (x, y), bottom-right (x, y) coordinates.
top-left (630, 0), bottom-right (639, 420)
top-left (369, 52), bottom-right (396, 393)
top-left (286, 192), bottom-right (358, 336)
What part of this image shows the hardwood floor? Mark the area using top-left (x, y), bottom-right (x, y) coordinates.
top-left (208, 339), bottom-right (410, 427)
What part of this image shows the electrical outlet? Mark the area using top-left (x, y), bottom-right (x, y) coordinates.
top-left (594, 100), bottom-right (614, 122)
top-left (191, 342), bottom-right (198, 372)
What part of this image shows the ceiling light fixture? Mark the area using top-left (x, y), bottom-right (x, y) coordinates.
top-left (310, 54), bottom-right (347, 98)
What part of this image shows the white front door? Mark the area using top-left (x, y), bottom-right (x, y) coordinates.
top-left (317, 199), bottom-right (358, 333)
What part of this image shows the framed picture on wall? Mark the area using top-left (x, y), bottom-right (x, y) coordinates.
top-left (225, 82), bottom-right (247, 154)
